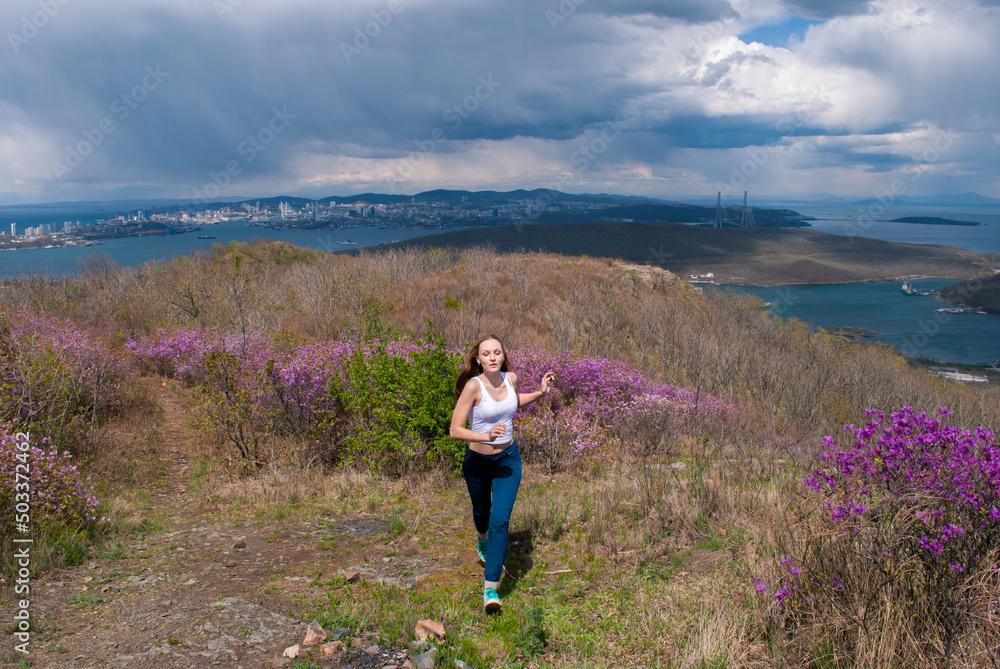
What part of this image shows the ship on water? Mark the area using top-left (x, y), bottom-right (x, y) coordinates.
top-left (901, 281), bottom-right (934, 296)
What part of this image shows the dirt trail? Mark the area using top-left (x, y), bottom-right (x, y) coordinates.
top-left (5, 379), bottom-right (458, 668)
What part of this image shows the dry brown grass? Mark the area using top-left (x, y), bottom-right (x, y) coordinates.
top-left (5, 239), bottom-right (997, 460)
top-left (7, 241), bottom-right (1000, 666)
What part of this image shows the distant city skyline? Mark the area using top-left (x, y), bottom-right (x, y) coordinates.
top-left (2, 0), bottom-right (999, 205)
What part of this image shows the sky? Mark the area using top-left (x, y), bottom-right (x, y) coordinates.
top-left (2, 0), bottom-right (999, 205)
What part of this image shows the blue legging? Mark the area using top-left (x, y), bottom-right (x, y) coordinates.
top-left (462, 441), bottom-right (522, 583)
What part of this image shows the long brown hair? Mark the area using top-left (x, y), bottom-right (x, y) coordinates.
top-left (454, 334), bottom-right (509, 400)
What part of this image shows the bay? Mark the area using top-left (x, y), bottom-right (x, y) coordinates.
top-left (717, 278), bottom-right (1000, 365)
top-left (790, 203), bottom-right (1000, 254)
top-left (0, 221), bottom-right (445, 279)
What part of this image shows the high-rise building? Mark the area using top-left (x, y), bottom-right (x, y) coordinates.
top-left (10, 223), bottom-right (15, 237)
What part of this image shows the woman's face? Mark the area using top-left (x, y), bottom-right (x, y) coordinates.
top-left (477, 339), bottom-right (504, 372)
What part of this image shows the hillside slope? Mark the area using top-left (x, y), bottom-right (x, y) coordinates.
top-left (390, 221), bottom-right (992, 285)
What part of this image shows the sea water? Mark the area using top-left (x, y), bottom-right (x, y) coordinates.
top-left (0, 221), bottom-right (444, 279)
top-left (718, 278), bottom-right (1000, 365)
top-left (792, 204), bottom-right (1000, 253)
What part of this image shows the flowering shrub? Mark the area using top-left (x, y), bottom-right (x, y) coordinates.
top-left (758, 407), bottom-right (1000, 664)
top-left (129, 327), bottom-right (737, 472)
top-left (0, 425), bottom-right (101, 536)
top-left (0, 311), bottom-right (136, 451)
top-left (511, 347), bottom-right (738, 469)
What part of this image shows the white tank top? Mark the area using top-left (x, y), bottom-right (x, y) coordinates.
top-left (469, 372), bottom-right (517, 444)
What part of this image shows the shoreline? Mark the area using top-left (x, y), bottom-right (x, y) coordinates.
top-left (693, 274), bottom-right (959, 289)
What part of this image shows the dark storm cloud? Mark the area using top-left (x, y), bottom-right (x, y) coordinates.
top-left (1, 0), bottom-right (997, 203)
top-left (780, 0), bottom-right (873, 19)
top-left (646, 115), bottom-right (814, 149)
top-left (581, 0), bottom-right (739, 23)
top-left (0, 0), bottom-right (655, 195)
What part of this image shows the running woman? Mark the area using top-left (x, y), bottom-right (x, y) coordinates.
top-left (450, 335), bottom-right (556, 612)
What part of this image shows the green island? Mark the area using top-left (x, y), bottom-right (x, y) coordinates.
top-left (3, 239), bottom-right (1000, 669)
top-left (890, 216), bottom-right (982, 226)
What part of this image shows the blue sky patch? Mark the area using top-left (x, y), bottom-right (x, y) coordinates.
top-left (739, 16), bottom-right (824, 48)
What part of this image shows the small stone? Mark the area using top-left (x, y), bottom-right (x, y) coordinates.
top-left (350, 637), bottom-right (363, 649)
top-left (331, 628), bottom-right (350, 641)
top-left (408, 640), bottom-right (430, 654)
top-left (282, 644), bottom-right (302, 658)
top-left (234, 539), bottom-right (246, 549)
top-left (82, 576), bottom-right (93, 583)
top-left (401, 661), bottom-right (415, 669)
top-left (320, 641), bottom-right (344, 655)
top-left (405, 579), bottom-right (418, 591)
top-left (345, 571), bottom-right (361, 583)
top-left (454, 661), bottom-right (473, 669)
top-left (302, 621), bottom-right (327, 647)
top-left (413, 647), bottom-right (437, 669)
top-left (383, 557), bottom-right (391, 563)
top-left (224, 561), bottom-right (236, 568)
top-left (670, 461), bottom-right (688, 470)
top-left (183, 579), bottom-right (197, 586)
top-left (364, 644), bottom-right (380, 654)
top-left (414, 619), bottom-right (446, 641)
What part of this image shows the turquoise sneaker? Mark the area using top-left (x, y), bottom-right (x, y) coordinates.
top-left (483, 587), bottom-right (502, 612)
top-left (477, 538), bottom-right (487, 564)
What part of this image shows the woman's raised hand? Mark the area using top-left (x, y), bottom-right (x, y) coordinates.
top-left (540, 371), bottom-right (556, 395)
